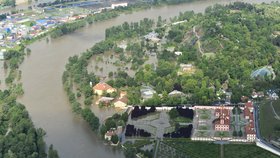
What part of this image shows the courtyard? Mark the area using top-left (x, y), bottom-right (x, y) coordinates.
top-left (127, 111), bottom-right (172, 138)
top-left (192, 107), bottom-right (247, 139)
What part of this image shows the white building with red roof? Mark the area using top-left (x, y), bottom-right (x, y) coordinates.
top-left (93, 82), bottom-right (116, 96)
top-left (114, 91), bottom-right (128, 109)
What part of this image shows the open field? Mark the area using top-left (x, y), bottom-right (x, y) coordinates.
top-left (271, 100), bottom-right (280, 116)
top-left (171, 116), bottom-right (192, 125)
top-left (224, 144), bottom-right (279, 158)
top-left (157, 140), bottom-right (278, 158)
top-left (259, 100), bottom-right (280, 139)
top-left (157, 140), bottom-right (220, 158)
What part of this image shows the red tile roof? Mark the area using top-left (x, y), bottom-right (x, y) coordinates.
top-left (244, 101), bottom-right (256, 135)
top-left (245, 122), bottom-right (255, 135)
top-left (244, 108), bottom-right (251, 118)
top-left (245, 101), bottom-right (253, 108)
top-left (116, 96), bottom-right (128, 104)
top-left (215, 108), bottom-right (230, 117)
top-left (93, 82), bottom-right (115, 91)
top-left (214, 107), bottom-right (230, 128)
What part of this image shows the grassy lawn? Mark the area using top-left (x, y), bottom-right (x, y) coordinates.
top-left (173, 116), bottom-right (192, 123)
top-left (224, 144), bottom-right (278, 158)
top-left (133, 112), bottom-right (160, 121)
top-left (214, 131), bottom-right (230, 137)
top-left (195, 131), bottom-right (211, 137)
top-left (124, 139), bottom-right (153, 149)
top-left (198, 125), bottom-right (209, 130)
top-left (164, 126), bottom-right (175, 133)
top-left (159, 140), bottom-right (220, 158)
top-left (272, 100), bottom-right (280, 116)
top-left (197, 109), bottom-right (211, 120)
top-left (259, 100), bottom-right (280, 139)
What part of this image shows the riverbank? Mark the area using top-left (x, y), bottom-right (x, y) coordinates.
top-left (0, 0), bottom-right (225, 51)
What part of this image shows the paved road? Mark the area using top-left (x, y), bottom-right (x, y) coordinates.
top-left (234, 108), bottom-right (240, 131)
top-left (270, 101), bottom-right (280, 120)
top-left (220, 144), bottom-right (224, 158)
top-left (254, 101), bottom-right (280, 155)
top-left (153, 139), bottom-right (160, 158)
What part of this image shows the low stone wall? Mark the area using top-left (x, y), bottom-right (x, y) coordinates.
top-left (191, 137), bottom-right (215, 141)
top-left (191, 136), bottom-right (253, 143)
top-left (194, 105), bottom-right (234, 110)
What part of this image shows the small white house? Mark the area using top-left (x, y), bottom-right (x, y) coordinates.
top-left (174, 51), bottom-right (182, 56)
top-left (104, 129), bottom-right (116, 141)
top-left (111, 3), bottom-right (128, 9)
top-left (0, 49), bottom-right (6, 60)
top-left (272, 93), bottom-right (279, 100)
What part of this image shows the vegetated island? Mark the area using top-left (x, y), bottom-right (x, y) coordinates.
top-left (62, 1), bottom-right (280, 158)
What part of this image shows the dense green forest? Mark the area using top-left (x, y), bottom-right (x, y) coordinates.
top-left (0, 90), bottom-right (58, 158)
top-left (104, 2), bottom-right (280, 104)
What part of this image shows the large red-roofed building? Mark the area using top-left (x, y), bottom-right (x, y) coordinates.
top-left (244, 101), bottom-right (256, 141)
top-left (93, 82), bottom-right (116, 96)
top-left (214, 107), bottom-right (230, 131)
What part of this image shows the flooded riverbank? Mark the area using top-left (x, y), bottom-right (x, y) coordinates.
top-left (18, 0), bottom-right (276, 157)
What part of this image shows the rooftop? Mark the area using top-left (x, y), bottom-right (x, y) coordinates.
top-left (93, 82), bottom-right (115, 91)
top-left (214, 107), bottom-right (230, 126)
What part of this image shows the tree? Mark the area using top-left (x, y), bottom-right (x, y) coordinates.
top-left (111, 135), bottom-right (119, 144)
top-left (48, 144), bottom-right (59, 158)
top-left (108, 72), bottom-right (113, 78)
top-left (238, 130), bottom-right (243, 137)
top-left (121, 112), bottom-right (129, 123)
top-left (81, 108), bottom-right (100, 131)
top-left (105, 118), bottom-right (116, 131)
top-left (169, 108), bottom-right (179, 119)
top-left (3, 0), bottom-right (16, 7)
top-left (233, 130), bottom-right (237, 137)
top-left (124, 145), bottom-right (136, 158)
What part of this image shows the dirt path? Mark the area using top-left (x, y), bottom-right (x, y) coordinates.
top-left (153, 139), bottom-right (160, 158)
top-left (5, 127), bottom-right (12, 137)
top-left (193, 26), bottom-right (204, 56)
top-left (220, 144), bottom-right (224, 158)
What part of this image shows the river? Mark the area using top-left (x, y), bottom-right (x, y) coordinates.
top-left (17, 0), bottom-right (276, 157)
